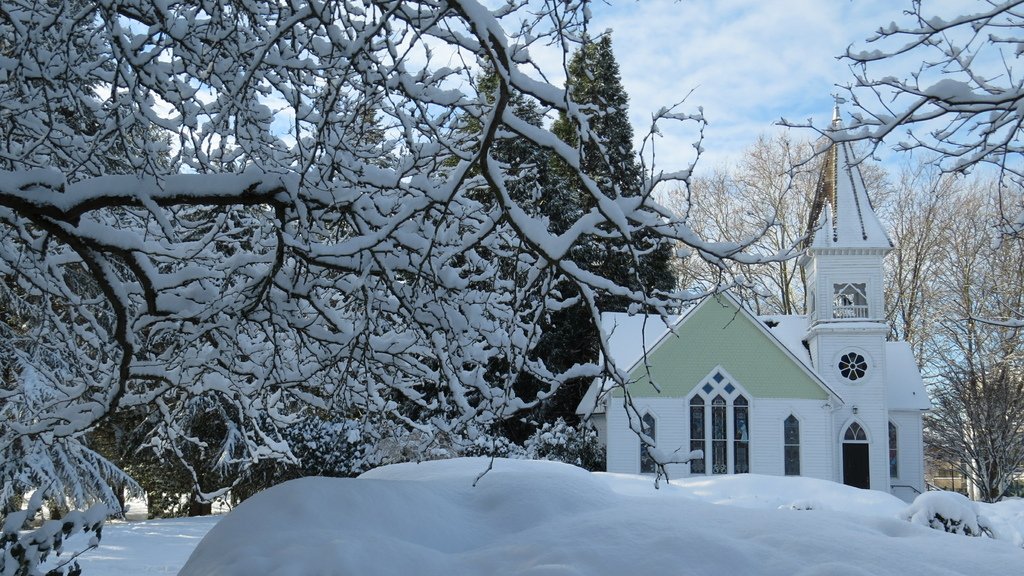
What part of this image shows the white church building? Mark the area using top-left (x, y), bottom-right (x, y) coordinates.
top-left (578, 110), bottom-right (932, 501)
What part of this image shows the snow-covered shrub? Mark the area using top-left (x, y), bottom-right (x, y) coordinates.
top-left (230, 414), bottom-right (375, 504)
top-left (232, 412), bottom-right (471, 504)
top-left (900, 491), bottom-right (993, 537)
top-left (0, 491), bottom-right (106, 576)
top-left (286, 417), bottom-right (376, 477)
top-left (523, 419), bottom-right (605, 471)
top-left (459, 433), bottom-right (528, 460)
top-left (447, 419), bottom-right (603, 471)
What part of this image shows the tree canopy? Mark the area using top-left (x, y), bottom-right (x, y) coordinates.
top-left (0, 0), bottom-right (784, 542)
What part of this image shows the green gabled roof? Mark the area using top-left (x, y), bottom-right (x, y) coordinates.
top-left (618, 293), bottom-right (835, 401)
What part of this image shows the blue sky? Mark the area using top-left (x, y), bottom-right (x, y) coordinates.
top-left (558, 0), bottom-right (940, 173)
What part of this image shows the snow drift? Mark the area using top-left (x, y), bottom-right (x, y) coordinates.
top-left (179, 458), bottom-right (1020, 575)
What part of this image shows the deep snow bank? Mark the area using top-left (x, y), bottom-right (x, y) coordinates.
top-left (180, 458), bottom-right (1020, 576)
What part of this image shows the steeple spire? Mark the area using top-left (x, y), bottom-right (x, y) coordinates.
top-left (806, 103), bottom-right (892, 251)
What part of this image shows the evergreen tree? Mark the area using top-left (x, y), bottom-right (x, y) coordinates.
top-left (519, 34), bottom-right (676, 433)
top-left (550, 34), bottom-right (676, 310)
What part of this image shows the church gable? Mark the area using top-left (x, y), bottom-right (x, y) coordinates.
top-left (621, 295), bottom-right (829, 401)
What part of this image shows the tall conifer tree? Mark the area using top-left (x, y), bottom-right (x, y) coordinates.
top-left (551, 34), bottom-right (675, 308)
top-left (522, 34), bottom-right (675, 433)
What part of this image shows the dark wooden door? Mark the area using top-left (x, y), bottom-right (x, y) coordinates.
top-left (843, 443), bottom-right (870, 489)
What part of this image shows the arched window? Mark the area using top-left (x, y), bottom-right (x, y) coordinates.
top-left (711, 395), bottom-right (728, 474)
top-left (844, 422), bottom-right (867, 441)
top-left (888, 422), bottom-right (898, 479)
top-left (688, 370), bottom-right (751, 476)
top-left (689, 396), bottom-right (705, 474)
top-left (784, 415), bottom-right (800, 476)
top-left (734, 396), bottom-right (749, 474)
top-left (640, 412), bottom-right (657, 474)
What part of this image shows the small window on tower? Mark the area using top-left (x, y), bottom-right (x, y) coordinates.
top-left (833, 283), bottom-right (868, 319)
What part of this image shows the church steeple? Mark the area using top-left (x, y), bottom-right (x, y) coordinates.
top-left (801, 105), bottom-right (892, 329)
top-left (805, 109), bottom-right (893, 251)
top-left (798, 106), bottom-right (903, 497)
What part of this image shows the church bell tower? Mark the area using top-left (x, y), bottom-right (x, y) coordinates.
top-left (800, 104), bottom-right (894, 491)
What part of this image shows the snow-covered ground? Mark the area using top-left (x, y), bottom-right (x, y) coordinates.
top-left (74, 459), bottom-right (1022, 575)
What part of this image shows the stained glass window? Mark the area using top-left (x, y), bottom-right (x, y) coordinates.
top-left (640, 412), bottom-right (657, 474)
top-left (784, 415), bottom-right (800, 476)
top-left (888, 422), bottom-right (898, 479)
top-left (734, 396), bottom-right (749, 474)
top-left (689, 373), bottom-right (753, 476)
top-left (712, 395), bottom-right (727, 474)
top-left (690, 396), bottom-right (705, 474)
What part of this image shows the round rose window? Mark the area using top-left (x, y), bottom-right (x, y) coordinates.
top-left (838, 352), bottom-right (867, 381)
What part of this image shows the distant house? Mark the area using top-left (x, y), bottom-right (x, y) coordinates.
top-left (578, 109), bottom-right (931, 502)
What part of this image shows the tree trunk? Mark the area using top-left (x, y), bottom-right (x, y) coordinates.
top-left (188, 493), bottom-right (212, 517)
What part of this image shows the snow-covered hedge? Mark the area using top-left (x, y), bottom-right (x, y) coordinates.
top-left (900, 491), bottom-right (993, 537)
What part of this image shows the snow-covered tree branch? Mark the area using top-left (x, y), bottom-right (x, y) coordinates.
top-left (0, 0), bottom-right (781, 529)
top-left (839, 1), bottom-right (1024, 170)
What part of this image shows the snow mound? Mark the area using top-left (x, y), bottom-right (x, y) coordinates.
top-left (979, 497), bottom-right (1024, 547)
top-left (667, 472), bottom-right (907, 517)
top-left (180, 459), bottom-right (1022, 576)
top-left (901, 491), bottom-right (991, 537)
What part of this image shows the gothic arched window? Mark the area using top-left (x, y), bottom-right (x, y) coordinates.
top-left (784, 415), bottom-right (800, 476)
top-left (689, 395), bottom-right (705, 474)
top-left (711, 395), bottom-right (728, 474)
top-left (734, 396), bottom-right (749, 474)
top-left (640, 412), bottom-right (657, 474)
top-left (844, 422), bottom-right (867, 441)
top-left (688, 370), bottom-right (751, 476)
top-left (888, 422), bottom-right (898, 479)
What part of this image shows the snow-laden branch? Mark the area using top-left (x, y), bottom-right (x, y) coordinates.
top-left (813, 1), bottom-right (1024, 188)
top-left (0, 0), bottom-right (780, 524)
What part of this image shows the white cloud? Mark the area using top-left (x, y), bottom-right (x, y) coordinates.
top-left (574, 0), bottom-right (915, 173)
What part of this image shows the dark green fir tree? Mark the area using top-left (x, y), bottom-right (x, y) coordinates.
top-left (526, 33), bottom-right (676, 432)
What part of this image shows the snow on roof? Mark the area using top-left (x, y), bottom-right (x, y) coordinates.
top-left (601, 304), bottom-right (815, 378)
top-left (758, 314), bottom-right (811, 365)
top-left (751, 313), bottom-right (842, 402)
top-left (580, 293), bottom-right (928, 415)
top-left (577, 312), bottom-right (680, 415)
top-left (885, 341), bottom-right (932, 411)
top-left (578, 299), bottom-right (835, 417)
top-left (601, 311), bottom-right (680, 374)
